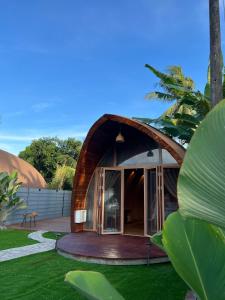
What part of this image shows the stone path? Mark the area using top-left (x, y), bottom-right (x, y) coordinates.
top-left (0, 231), bottom-right (56, 262)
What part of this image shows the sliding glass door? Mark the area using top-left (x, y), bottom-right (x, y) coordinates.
top-left (102, 169), bottom-right (122, 234)
top-left (145, 168), bottom-right (158, 235)
top-left (163, 167), bottom-right (179, 219)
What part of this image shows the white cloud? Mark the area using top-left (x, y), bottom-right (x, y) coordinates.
top-left (0, 128), bottom-right (87, 142)
top-left (31, 102), bottom-right (53, 113)
top-left (0, 134), bottom-right (39, 141)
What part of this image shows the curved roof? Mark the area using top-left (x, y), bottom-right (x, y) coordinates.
top-left (71, 114), bottom-right (185, 231)
top-left (0, 149), bottom-right (46, 188)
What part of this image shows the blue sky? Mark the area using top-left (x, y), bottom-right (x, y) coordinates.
top-left (0, 0), bottom-right (222, 154)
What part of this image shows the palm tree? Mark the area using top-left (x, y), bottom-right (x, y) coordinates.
top-left (135, 65), bottom-right (211, 144)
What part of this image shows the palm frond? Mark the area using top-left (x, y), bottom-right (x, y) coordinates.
top-left (145, 91), bottom-right (175, 102)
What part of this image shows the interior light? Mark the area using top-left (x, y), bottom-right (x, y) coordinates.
top-left (115, 129), bottom-right (125, 143)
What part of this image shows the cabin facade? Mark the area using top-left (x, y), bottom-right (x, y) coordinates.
top-left (71, 114), bottom-right (185, 237)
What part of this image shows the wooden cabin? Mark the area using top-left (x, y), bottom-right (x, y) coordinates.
top-left (71, 114), bottom-right (185, 237)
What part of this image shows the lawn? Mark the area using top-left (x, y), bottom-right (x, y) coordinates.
top-left (0, 250), bottom-right (188, 300)
top-left (0, 229), bottom-right (38, 250)
top-left (0, 230), bottom-right (188, 299)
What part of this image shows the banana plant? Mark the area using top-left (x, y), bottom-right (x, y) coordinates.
top-left (153, 212), bottom-right (225, 300)
top-left (152, 99), bottom-right (225, 299)
top-left (65, 270), bottom-right (124, 300)
top-left (0, 171), bottom-right (25, 229)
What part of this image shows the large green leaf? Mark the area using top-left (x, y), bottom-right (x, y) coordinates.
top-left (162, 212), bottom-right (225, 300)
top-left (178, 99), bottom-right (225, 228)
top-left (65, 271), bottom-right (124, 300)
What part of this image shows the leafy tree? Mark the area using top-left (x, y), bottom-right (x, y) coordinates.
top-left (48, 165), bottom-right (75, 190)
top-left (19, 137), bottom-right (82, 184)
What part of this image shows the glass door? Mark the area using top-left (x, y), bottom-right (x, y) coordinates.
top-left (145, 166), bottom-right (164, 236)
top-left (102, 169), bottom-right (122, 234)
top-left (145, 168), bottom-right (157, 235)
top-left (163, 166), bottom-right (179, 219)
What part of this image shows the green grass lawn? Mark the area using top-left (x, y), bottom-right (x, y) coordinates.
top-left (0, 229), bottom-right (38, 250)
top-left (0, 230), bottom-right (188, 299)
top-left (0, 250), bottom-right (188, 300)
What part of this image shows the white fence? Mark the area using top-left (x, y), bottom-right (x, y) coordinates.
top-left (6, 187), bottom-right (72, 225)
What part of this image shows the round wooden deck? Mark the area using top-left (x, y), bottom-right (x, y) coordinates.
top-left (57, 232), bottom-right (168, 265)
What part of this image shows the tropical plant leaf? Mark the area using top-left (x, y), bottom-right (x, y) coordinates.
top-left (162, 211), bottom-right (225, 300)
top-left (160, 103), bottom-right (179, 117)
top-left (204, 83), bottom-right (210, 99)
top-left (178, 99), bottom-right (225, 229)
top-left (150, 231), bottom-right (164, 251)
top-left (173, 113), bottom-right (199, 126)
top-left (65, 271), bottom-right (124, 300)
top-left (145, 91), bottom-right (175, 102)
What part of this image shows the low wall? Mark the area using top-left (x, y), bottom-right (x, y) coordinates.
top-left (6, 187), bottom-right (72, 225)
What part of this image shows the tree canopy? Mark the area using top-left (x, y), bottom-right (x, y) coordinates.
top-left (18, 137), bottom-right (82, 186)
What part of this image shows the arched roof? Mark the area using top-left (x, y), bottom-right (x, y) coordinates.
top-left (0, 149), bottom-right (46, 188)
top-left (71, 114), bottom-right (185, 231)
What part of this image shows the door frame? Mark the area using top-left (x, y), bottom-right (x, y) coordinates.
top-left (101, 167), bottom-right (124, 234)
top-left (144, 166), bottom-right (158, 236)
top-left (96, 163), bottom-right (179, 237)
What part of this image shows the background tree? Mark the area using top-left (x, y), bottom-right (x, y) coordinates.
top-left (19, 137), bottom-right (82, 186)
top-left (48, 165), bottom-right (75, 190)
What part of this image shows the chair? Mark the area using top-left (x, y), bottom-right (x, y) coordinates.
top-left (21, 212), bottom-right (38, 227)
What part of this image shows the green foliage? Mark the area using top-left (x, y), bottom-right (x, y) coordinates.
top-left (178, 99), bottom-right (225, 228)
top-left (145, 64), bottom-right (195, 102)
top-left (48, 165), bottom-right (75, 190)
top-left (65, 271), bottom-right (124, 300)
top-left (19, 137), bottom-right (82, 183)
top-left (135, 65), bottom-right (212, 144)
top-left (0, 171), bottom-right (25, 228)
top-left (161, 212), bottom-right (225, 300)
top-left (150, 100), bottom-right (225, 299)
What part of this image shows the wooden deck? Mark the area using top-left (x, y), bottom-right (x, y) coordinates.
top-left (57, 232), bottom-right (168, 265)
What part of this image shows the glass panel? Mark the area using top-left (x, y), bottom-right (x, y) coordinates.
top-left (98, 138), bottom-right (160, 167)
top-left (117, 140), bottom-right (160, 166)
top-left (118, 149), bottom-right (160, 166)
top-left (98, 147), bottom-right (115, 167)
top-left (162, 149), bottom-right (177, 164)
top-left (147, 169), bottom-right (157, 235)
top-left (103, 170), bottom-right (121, 233)
top-left (164, 168), bottom-right (179, 219)
top-left (84, 173), bottom-right (95, 230)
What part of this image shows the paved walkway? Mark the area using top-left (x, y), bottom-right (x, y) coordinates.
top-left (0, 231), bottom-right (56, 262)
top-left (9, 216), bottom-right (70, 232)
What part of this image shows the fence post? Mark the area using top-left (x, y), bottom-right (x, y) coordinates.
top-left (62, 191), bottom-right (65, 216)
top-left (26, 187), bottom-right (30, 211)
